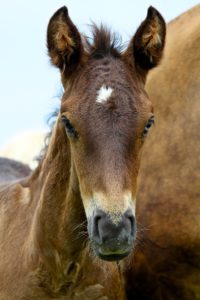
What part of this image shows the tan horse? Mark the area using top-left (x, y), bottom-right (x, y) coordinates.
top-left (124, 4), bottom-right (200, 299)
top-left (0, 6), bottom-right (166, 300)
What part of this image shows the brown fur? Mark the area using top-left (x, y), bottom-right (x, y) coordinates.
top-left (0, 6), bottom-right (165, 299)
top-left (124, 4), bottom-right (200, 299)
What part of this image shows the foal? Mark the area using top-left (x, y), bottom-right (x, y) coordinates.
top-left (0, 6), bottom-right (165, 299)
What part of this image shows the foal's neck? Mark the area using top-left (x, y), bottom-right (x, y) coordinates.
top-left (29, 117), bottom-right (86, 284)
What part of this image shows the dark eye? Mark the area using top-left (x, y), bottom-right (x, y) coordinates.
top-left (142, 115), bottom-right (154, 138)
top-left (61, 115), bottom-right (77, 138)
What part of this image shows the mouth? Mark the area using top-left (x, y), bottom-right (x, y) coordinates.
top-left (93, 244), bottom-right (132, 261)
top-left (98, 250), bottom-right (131, 261)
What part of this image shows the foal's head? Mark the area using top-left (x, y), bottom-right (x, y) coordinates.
top-left (47, 6), bottom-right (166, 261)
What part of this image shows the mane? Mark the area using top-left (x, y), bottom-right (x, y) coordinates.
top-left (36, 109), bottom-right (59, 163)
top-left (85, 24), bottom-right (124, 58)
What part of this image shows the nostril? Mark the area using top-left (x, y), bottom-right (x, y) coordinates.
top-left (94, 215), bottom-right (101, 227)
top-left (93, 215), bottom-right (102, 238)
top-left (128, 216), bottom-right (135, 237)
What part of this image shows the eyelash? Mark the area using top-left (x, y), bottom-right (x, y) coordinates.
top-left (61, 116), bottom-right (77, 138)
top-left (142, 115), bottom-right (155, 138)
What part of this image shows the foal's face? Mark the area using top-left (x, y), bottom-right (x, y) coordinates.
top-left (47, 6), bottom-right (166, 261)
top-left (61, 58), bottom-right (153, 259)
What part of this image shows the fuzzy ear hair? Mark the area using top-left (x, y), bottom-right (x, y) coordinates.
top-left (47, 6), bottom-right (83, 75)
top-left (132, 6), bottom-right (166, 73)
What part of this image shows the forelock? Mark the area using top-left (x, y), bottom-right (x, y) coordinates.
top-left (84, 24), bottom-right (124, 58)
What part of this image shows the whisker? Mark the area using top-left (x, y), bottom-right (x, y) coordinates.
top-left (71, 220), bottom-right (87, 234)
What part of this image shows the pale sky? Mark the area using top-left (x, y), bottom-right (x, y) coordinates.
top-left (0, 0), bottom-right (199, 147)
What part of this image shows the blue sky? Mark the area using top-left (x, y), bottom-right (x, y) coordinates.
top-left (0, 1), bottom-right (199, 147)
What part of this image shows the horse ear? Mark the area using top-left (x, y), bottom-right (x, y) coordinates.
top-left (47, 6), bottom-right (83, 75)
top-left (127, 7), bottom-right (166, 75)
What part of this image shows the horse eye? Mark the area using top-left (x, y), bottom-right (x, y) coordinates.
top-left (142, 115), bottom-right (155, 138)
top-left (61, 116), bottom-right (77, 138)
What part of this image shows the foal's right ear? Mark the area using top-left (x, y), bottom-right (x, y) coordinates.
top-left (47, 6), bottom-right (83, 76)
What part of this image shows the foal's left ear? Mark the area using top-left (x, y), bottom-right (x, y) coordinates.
top-left (47, 6), bottom-right (83, 76)
top-left (126, 7), bottom-right (166, 75)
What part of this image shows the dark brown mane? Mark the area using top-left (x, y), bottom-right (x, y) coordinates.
top-left (85, 24), bottom-right (124, 58)
top-left (37, 109), bottom-right (60, 162)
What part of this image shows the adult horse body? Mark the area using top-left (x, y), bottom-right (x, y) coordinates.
top-left (125, 4), bottom-right (200, 299)
top-left (0, 6), bottom-right (165, 300)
